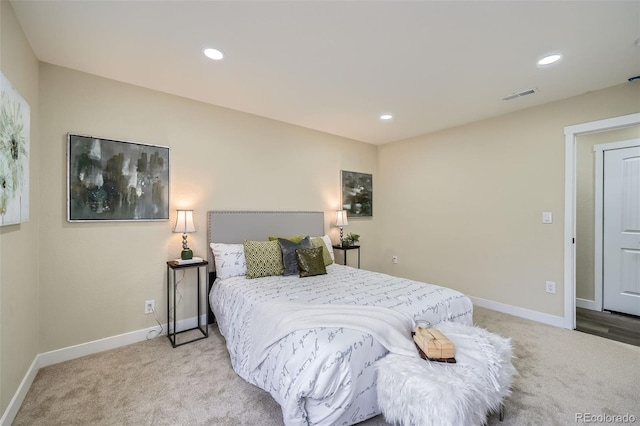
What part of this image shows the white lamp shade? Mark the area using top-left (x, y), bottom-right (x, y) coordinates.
top-left (335, 210), bottom-right (349, 227)
top-left (173, 210), bottom-right (196, 233)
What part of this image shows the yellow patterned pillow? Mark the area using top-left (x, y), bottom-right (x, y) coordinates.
top-left (244, 240), bottom-right (284, 279)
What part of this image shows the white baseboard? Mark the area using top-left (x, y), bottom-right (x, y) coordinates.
top-left (469, 296), bottom-right (566, 328)
top-left (575, 298), bottom-right (598, 311)
top-left (0, 357), bottom-right (39, 426)
top-left (38, 325), bottom-right (164, 368)
top-left (0, 314), bottom-right (207, 426)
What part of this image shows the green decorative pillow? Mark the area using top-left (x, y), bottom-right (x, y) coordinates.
top-left (310, 237), bottom-right (333, 266)
top-left (268, 235), bottom-right (304, 243)
top-left (295, 246), bottom-right (327, 278)
top-left (243, 240), bottom-right (284, 279)
top-left (278, 236), bottom-right (311, 276)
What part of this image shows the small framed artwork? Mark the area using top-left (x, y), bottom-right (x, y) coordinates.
top-left (67, 134), bottom-right (170, 222)
top-left (341, 170), bottom-right (373, 217)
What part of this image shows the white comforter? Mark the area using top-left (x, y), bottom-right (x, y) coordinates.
top-left (210, 264), bottom-right (473, 426)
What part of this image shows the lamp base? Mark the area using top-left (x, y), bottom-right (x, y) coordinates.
top-left (181, 248), bottom-right (193, 260)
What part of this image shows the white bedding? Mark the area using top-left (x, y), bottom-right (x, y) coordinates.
top-left (250, 302), bottom-right (420, 371)
top-left (210, 264), bottom-right (473, 426)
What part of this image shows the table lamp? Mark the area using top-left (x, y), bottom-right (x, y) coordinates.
top-left (173, 209), bottom-right (195, 260)
top-left (335, 210), bottom-right (349, 244)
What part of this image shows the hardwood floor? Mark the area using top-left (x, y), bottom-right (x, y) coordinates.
top-left (576, 307), bottom-right (640, 347)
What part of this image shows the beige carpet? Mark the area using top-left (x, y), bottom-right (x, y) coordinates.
top-left (13, 307), bottom-right (640, 425)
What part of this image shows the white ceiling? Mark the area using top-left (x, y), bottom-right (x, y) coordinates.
top-left (10, 0), bottom-right (640, 145)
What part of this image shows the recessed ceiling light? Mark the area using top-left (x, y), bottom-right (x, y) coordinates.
top-left (204, 48), bottom-right (224, 61)
top-left (537, 53), bottom-right (562, 66)
top-left (380, 114), bottom-right (393, 120)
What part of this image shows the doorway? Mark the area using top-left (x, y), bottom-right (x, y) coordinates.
top-left (575, 138), bottom-right (640, 346)
top-left (564, 113), bottom-right (640, 330)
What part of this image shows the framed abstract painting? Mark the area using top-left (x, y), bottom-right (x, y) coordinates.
top-left (67, 134), bottom-right (170, 222)
top-left (341, 170), bottom-right (372, 217)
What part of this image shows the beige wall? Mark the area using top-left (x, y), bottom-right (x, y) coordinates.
top-left (38, 63), bottom-right (377, 352)
top-left (0, 0), bottom-right (40, 414)
top-left (575, 126), bottom-right (640, 301)
top-left (376, 83), bottom-right (640, 317)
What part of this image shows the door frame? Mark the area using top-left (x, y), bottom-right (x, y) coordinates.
top-left (594, 139), bottom-right (640, 312)
top-left (564, 112), bottom-right (640, 329)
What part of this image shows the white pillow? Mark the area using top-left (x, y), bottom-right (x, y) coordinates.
top-left (210, 243), bottom-right (246, 279)
top-left (321, 235), bottom-right (335, 262)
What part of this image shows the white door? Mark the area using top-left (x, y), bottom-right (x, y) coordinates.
top-left (603, 145), bottom-right (640, 316)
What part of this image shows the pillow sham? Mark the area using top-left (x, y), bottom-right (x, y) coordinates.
top-left (278, 236), bottom-right (311, 276)
top-left (210, 243), bottom-right (246, 279)
top-left (321, 235), bottom-right (335, 262)
top-left (244, 240), bottom-right (284, 279)
top-left (295, 246), bottom-right (327, 277)
top-left (311, 236), bottom-right (333, 266)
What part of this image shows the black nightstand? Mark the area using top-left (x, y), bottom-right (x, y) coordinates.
top-left (332, 245), bottom-right (361, 268)
top-left (166, 260), bottom-right (209, 347)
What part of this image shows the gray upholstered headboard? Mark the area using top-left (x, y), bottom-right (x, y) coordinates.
top-left (207, 210), bottom-right (325, 272)
top-left (206, 210), bottom-right (324, 324)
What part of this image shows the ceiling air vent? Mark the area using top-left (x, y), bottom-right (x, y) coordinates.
top-left (502, 88), bottom-right (538, 101)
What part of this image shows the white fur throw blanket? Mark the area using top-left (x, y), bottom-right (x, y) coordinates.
top-left (249, 302), bottom-right (419, 371)
top-left (376, 322), bottom-right (516, 426)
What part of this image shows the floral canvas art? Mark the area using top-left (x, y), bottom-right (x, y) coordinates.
top-left (0, 72), bottom-right (30, 226)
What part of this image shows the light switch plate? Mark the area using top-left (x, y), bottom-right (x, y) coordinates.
top-left (542, 212), bottom-right (553, 224)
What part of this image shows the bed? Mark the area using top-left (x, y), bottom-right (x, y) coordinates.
top-left (207, 211), bottom-right (473, 426)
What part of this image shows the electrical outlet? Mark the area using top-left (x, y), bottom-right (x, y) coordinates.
top-left (545, 281), bottom-right (556, 294)
top-left (145, 300), bottom-right (155, 314)
top-left (392, 256), bottom-right (398, 264)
